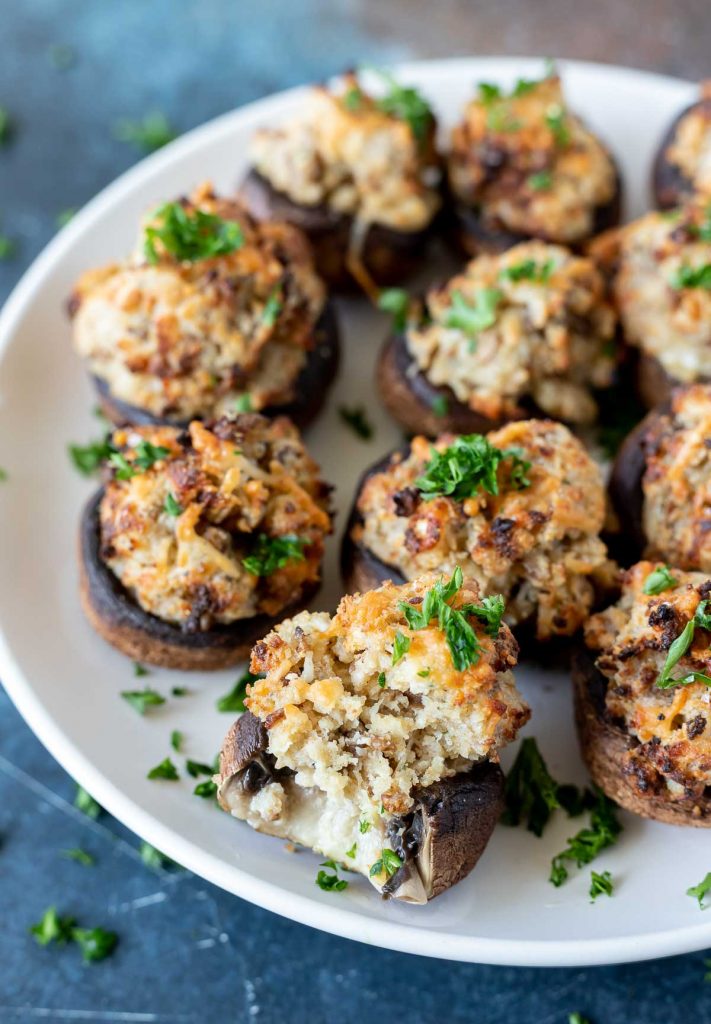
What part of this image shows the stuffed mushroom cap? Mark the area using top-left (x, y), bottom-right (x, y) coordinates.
top-left (657, 82), bottom-right (711, 206)
top-left (583, 561), bottom-right (711, 815)
top-left (448, 72), bottom-right (618, 245)
top-left (71, 182), bottom-right (327, 423)
top-left (217, 570), bottom-right (530, 902)
top-left (97, 413), bottom-right (332, 629)
top-left (351, 421), bottom-right (615, 640)
top-left (402, 240), bottom-right (616, 425)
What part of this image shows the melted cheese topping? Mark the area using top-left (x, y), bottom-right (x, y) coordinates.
top-left (642, 384), bottom-right (711, 572)
top-left (665, 84), bottom-right (711, 196)
top-left (405, 241), bottom-right (616, 423)
top-left (99, 414), bottom-right (332, 627)
top-left (585, 562), bottom-right (711, 798)
top-left (72, 183), bottom-right (326, 421)
top-left (355, 420), bottom-right (614, 640)
top-left (245, 573), bottom-right (528, 820)
top-left (249, 76), bottom-right (441, 232)
top-left (608, 202), bottom-right (711, 381)
top-left (447, 75), bottom-right (617, 242)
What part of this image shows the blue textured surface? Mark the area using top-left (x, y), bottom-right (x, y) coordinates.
top-left (1, 3), bottom-right (711, 1021)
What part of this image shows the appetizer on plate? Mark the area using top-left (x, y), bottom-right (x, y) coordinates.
top-left (79, 413), bottom-right (332, 670)
top-left (239, 71), bottom-right (441, 289)
top-left (592, 200), bottom-right (711, 408)
top-left (70, 183), bottom-right (339, 428)
top-left (377, 240), bottom-right (617, 437)
top-left (574, 561), bottom-right (711, 826)
top-left (342, 422), bottom-right (616, 642)
top-left (217, 570), bottom-right (530, 902)
top-left (446, 68), bottom-right (621, 257)
top-left (652, 81), bottom-right (711, 209)
top-left (611, 384), bottom-right (711, 567)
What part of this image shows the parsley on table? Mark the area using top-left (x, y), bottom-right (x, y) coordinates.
top-left (415, 434), bottom-right (531, 501)
top-left (528, 170), bottom-right (552, 191)
top-left (74, 785), bottom-right (102, 820)
top-left (163, 491), bottom-right (183, 516)
top-left (391, 631), bottom-right (410, 665)
top-left (144, 202), bottom-right (243, 264)
top-left (30, 907), bottom-right (75, 946)
top-left (216, 669), bottom-right (263, 713)
top-left (377, 287), bottom-right (410, 331)
top-left (133, 662), bottom-right (149, 678)
top-left (444, 288), bottom-right (501, 342)
top-left (316, 859), bottom-right (349, 892)
top-left (0, 467), bottom-right (7, 482)
top-left (501, 737), bottom-right (589, 836)
top-left (687, 871), bottom-right (711, 909)
top-left (172, 686), bottom-right (189, 697)
top-left (656, 600), bottom-right (711, 689)
top-left (0, 106), bottom-right (12, 145)
top-left (671, 263), bottom-right (711, 290)
top-left (499, 258), bottom-right (554, 283)
top-left (369, 848), bottom-right (402, 879)
top-left (242, 534), bottom-right (306, 577)
top-left (186, 759), bottom-right (214, 778)
top-left (147, 757), bottom-right (179, 781)
top-left (0, 233), bottom-right (16, 260)
top-left (61, 848), bottom-right (94, 867)
top-left (339, 405), bottom-right (374, 441)
top-left (234, 393), bottom-right (253, 413)
top-left (56, 208), bottom-right (76, 229)
top-left (114, 111), bottom-right (176, 153)
top-left (139, 841), bottom-right (175, 870)
top-left (194, 779), bottom-right (218, 799)
top-left (589, 869), bottom-right (613, 902)
top-left (431, 395), bottom-right (448, 418)
top-left (372, 70), bottom-right (433, 144)
top-left (30, 908), bottom-right (117, 962)
top-left (71, 927), bottom-right (118, 962)
top-left (68, 436), bottom-right (115, 476)
top-left (170, 730), bottom-right (183, 753)
top-left (261, 289), bottom-right (282, 327)
top-left (550, 787), bottom-right (621, 887)
top-left (569, 1015), bottom-right (592, 1024)
top-left (120, 687), bottom-right (166, 715)
top-left (545, 104), bottom-right (570, 145)
top-left (643, 565), bottom-right (677, 596)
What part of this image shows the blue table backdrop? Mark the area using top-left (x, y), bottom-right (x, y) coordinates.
top-left (1, 2), bottom-right (710, 1021)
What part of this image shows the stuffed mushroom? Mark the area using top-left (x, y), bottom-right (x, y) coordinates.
top-left (217, 570), bottom-right (530, 902)
top-left (574, 560), bottom-right (711, 826)
top-left (652, 81), bottom-right (711, 210)
top-left (70, 183), bottom-right (339, 429)
top-left (446, 68), bottom-right (621, 257)
top-left (79, 413), bottom-right (332, 670)
top-left (377, 240), bottom-right (617, 437)
top-left (239, 72), bottom-right (441, 290)
top-left (343, 421), bottom-right (616, 642)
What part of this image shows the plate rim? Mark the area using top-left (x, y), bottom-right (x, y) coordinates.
top-left (0, 55), bottom-right (706, 967)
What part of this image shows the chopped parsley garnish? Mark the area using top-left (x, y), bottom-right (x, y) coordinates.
top-left (242, 534), bottom-right (306, 577)
top-left (478, 82), bottom-right (502, 103)
top-left (342, 85), bottom-right (364, 111)
top-left (120, 687), bottom-right (166, 715)
top-left (216, 669), bottom-right (263, 713)
top-left (0, 233), bottom-right (16, 260)
top-left (61, 848), bottom-right (94, 867)
top-left (550, 787), bottom-right (621, 887)
top-left (164, 492), bottom-right (183, 517)
top-left (501, 737), bottom-right (589, 836)
top-left (345, 843), bottom-right (357, 858)
top-left (431, 395), bottom-right (448, 418)
top-left (359, 820), bottom-right (371, 834)
top-left (74, 785), bottom-right (102, 820)
top-left (71, 927), bottom-right (118, 963)
top-left (0, 467), bottom-right (7, 482)
top-left (373, 70), bottom-right (433, 144)
top-left (391, 631), bottom-right (410, 665)
top-left (68, 436), bottom-right (114, 476)
top-left (114, 111), bottom-right (176, 153)
top-left (417, 668), bottom-right (431, 678)
top-left (133, 662), bottom-right (149, 678)
top-left (134, 439), bottom-right (170, 470)
top-left (444, 288), bottom-right (501, 342)
top-left (30, 908), bottom-right (117, 962)
top-left (398, 566), bottom-right (504, 672)
top-left (144, 202), bottom-right (243, 264)
top-left (30, 907), bottom-right (75, 946)
top-left (234, 393), bottom-right (253, 413)
top-left (528, 170), bottom-right (552, 191)
top-left (690, 204), bottom-right (711, 243)
top-left (499, 258), bottom-right (554, 283)
top-left (377, 672), bottom-right (387, 687)
top-left (687, 871), bottom-right (711, 909)
top-left (643, 564), bottom-right (677, 596)
top-left (170, 730), bottom-right (183, 753)
top-left (671, 263), bottom-right (711, 290)
top-left (172, 686), bottom-right (189, 697)
top-left (139, 841), bottom-right (175, 870)
top-left (56, 208), bottom-right (76, 229)
top-left (108, 450), bottom-right (135, 480)
top-left (316, 859), bottom-right (349, 892)
top-left (369, 848), bottom-right (402, 879)
top-left (545, 104), bottom-right (570, 146)
top-left (0, 106), bottom-right (12, 145)
top-left (589, 869), bottom-right (613, 902)
top-left (377, 287), bottom-right (410, 331)
top-left (415, 434), bottom-right (531, 501)
top-left (656, 600), bottom-right (711, 689)
top-left (194, 779), bottom-right (218, 799)
top-left (261, 289), bottom-right (282, 327)
top-left (569, 1015), bottom-right (591, 1024)
top-left (186, 759), bottom-right (214, 778)
top-left (339, 405), bottom-right (374, 441)
top-left (147, 757), bottom-right (179, 781)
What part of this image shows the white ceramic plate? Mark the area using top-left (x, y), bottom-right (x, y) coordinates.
top-left (0, 57), bottom-right (707, 967)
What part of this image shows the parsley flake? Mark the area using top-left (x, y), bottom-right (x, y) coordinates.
top-left (261, 289), bottom-right (282, 327)
top-left (339, 405), bottom-right (374, 441)
top-left (30, 907), bottom-right (75, 946)
top-left (133, 662), bottom-right (149, 678)
top-left (415, 434), bottom-right (531, 501)
top-left (144, 202), bottom-right (243, 264)
top-left (369, 848), bottom-right (402, 879)
top-left (139, 841), bottom-right (175, 870)
top-left (114, 111), bottom-right (176, 153)
top-left (0, 467), bottom-right (7, 482)
top-left (444, 288), bottom-right (501, 342)
top-left (147, 757), bottom-right (179, 781)
top-left (501, 737), bottom-right (589, 836)
top-left (391, 631), bottom-right (410, 665)
top-left (121, 687), bottom-right (165, 715)
top-left (170, 730), bottom-right (184, 753)
top-left (545, 104), bottom-right (570, 146)
top-left (316, 859), bottom-right (349, 892)
top-left (74, 785), bottom-right (102, 820)
top-left (30, 908), bottom-right (117, 963)
top-left (345, 843), bottom-right (357, 858)
top-left (671, 263), bottom-right (711, 290)
top-left (687, 871), bottom-right (711, 909)
top-left (377, 287), bottom-right (410, 331)
top-left (569, 1015), bottom-right (591, 1024)
top-left (359, 820), bottom-right (371, 834)
top-left (372, 70), bottom-right (433, 144)
top-left (589, 869), bottom-right (614, 902)
top-left (61, 848), bottom-right (94, 867)
top-left (550, 787), bottom-right (621, 887)
top-left (186, 759), bottom-right (214, 778)
top-left (342, 86), bottom-right (364, 111)
top-left (71, 926), bottom-right (118, 962)
top-left (643, 564), bottom-right (677, 596)
top-left (68, 436), bottom-right (115, 476)
top-left (377, 672), bottom-right (387, 687)
top-left (194, 779), bottom-right (218, 799)
top-left (499, 258), bottom-right (554, 283)
top-left (242, 534), bottom-right (306, 577)
top-left (133, 439), bottom-right (170, 471)
top-left (164, 491), bottom-right (183, 516)
top-left (56, 208), bottom-right (76, 229)
top-left (528, 170), bottom-right (553, 191)
top-left (431, 395), bottom-right (448, 418)
top-left (234, 394), bottom-right (253, 413)
top-left (216, 669), bottom-right (263, 713)
top-left (656, 600), bottom-right (711, 689)
top-left (0, 107), bottom-right (12, 145)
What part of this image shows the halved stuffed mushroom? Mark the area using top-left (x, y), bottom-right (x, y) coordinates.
top-left (70, 182), bottom-right (339, 428)
top-left (446, 67), bottom-right (621, 257)
top-left (342, 421), bottom-right (616, 642)
top-left (377, 240), bottom-right (617, 437)
top-left (79, 413), bottom-right (332, 670)
top-left (239, 71), bottom-right (441, 290)
top-left (652, 81), bottom-right (711, 209)
top-left (217, 570), bottom-right (530, 902)
top-left (611, 383), bottom-right (711, 569)
top-left (574, 561), bottom-right (711, 826)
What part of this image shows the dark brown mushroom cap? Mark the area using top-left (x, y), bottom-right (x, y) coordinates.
top-left (651, 98), bottom-right (711, 210)
top-left (91, 300), bottom-right (340, 430)
top-left (608, 407), bottom-right (660, 563)
top-left (239, 168), bottom-right (434, 290)
top-left (573, 646), bottom-right (711, 826)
